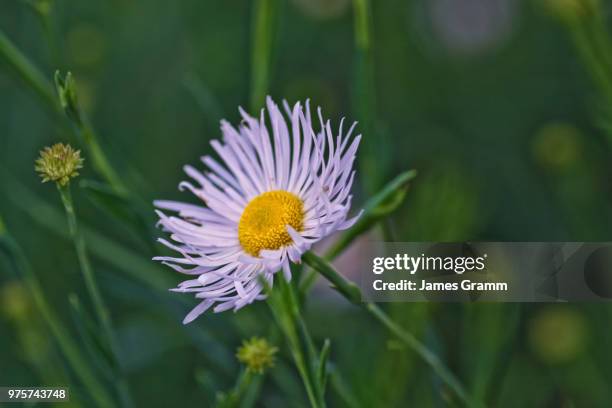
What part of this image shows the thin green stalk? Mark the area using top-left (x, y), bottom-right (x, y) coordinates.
top-left (569, 22), bottom-right (612, 101)
top-left (58, 184), bottom-right (111, 339)
top-left (299, 170), bottom-right (416, 295)
top-left (217, 370), bottom-right (253, 408)
top-left (302, 251), bottom-right (481, 408)
top-left (353, 0), bottom-right (371, 51)
top-left (25, 0), bottom-right (60, 66)
top-left (0, 29), bottom-right (58, 112)
top-left (559, 3), bottom-right (612, 147)
top-left (365, 303), bottom-right (475, 407)
top-left (328, 364), bottom-right (360, 408)
top-left (0, 216), bottom-right (114, 408)
top-left (269, 308), bottom-right (320, 408)
top-left (77, 119), bottom-right (127, 194)
top-left (352, 0), bottom-right (382, 193)
top-left (228, 343), bottom-right (268, 408)
top-left (301, 253), bottom-right (361, 304)
top-left (250, 0), bottom-right (277, 112)
top-left (232, 370), bottom-right (254, 403)
top-left (39, 11), bottom-right (60, 66)
top-left (267, 277), bottom-right (325, 408)
top-left (463, 304), bottom-right (520, 405)
top-left (57, 184), bottom-right (133, 408)
top-left (587, 13), bottom-right (612, 75)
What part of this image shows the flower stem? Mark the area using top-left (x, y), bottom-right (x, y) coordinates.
top-left (0, 215), bottom-right (115, 408)
top-left (302, 251), bottom-right (481, 408)
top-left (365, 303), bottom-right (476, 406)
top-left (217, 369), bottom-right (253, 408)
top-left (267, 276), bottom-right (325, 408)
top-left (27, 1), bottom-right (61, 67)
top-left (73, 116), bottom-right (128, 194)
top-left (250, 0), bottom-right (277, 112)
top-left (301, 252), bottom-right (361, 304)
top-left (57, 184), bottom-right (133, 408)
top-left (352, 0), bottom-right (383, 193)
top-left (352, 0), bottom-right (371, 51)
top-left (58, 184), bottom-right (109, 332)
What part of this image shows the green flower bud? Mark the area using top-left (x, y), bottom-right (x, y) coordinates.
top-left (54, 71), bottom-right (82, 124)
top-left (236, 337), bottom-right (278, 374)
top-left (35, 143), bottom-right (84, 186)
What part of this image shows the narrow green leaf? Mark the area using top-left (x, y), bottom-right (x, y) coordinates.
top-left (0, 29), bottom-right (58, 112)
top-left (216, 370), bottom-right (255, 408)
top-left (266, 275), bottom-right (325, 408)
top-left (317, 339), bottom-right (331, 392)
top-left (68, 293), bottom-right (116, 378)
top-left (328, 365), bottom-right (361, 408)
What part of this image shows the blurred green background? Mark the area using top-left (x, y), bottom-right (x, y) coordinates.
top-left (1, 0), bottom-right (612, 407)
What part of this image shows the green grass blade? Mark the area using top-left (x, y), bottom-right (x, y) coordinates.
top-left (0, 216), bottom-right (115, 408)
top-left (250, 0), bottom-right (277, 112)
top-left (0, 29), bottom-right (58, 112)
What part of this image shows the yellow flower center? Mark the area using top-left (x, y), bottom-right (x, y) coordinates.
top-left (238, 190), bottom-right (304, 257)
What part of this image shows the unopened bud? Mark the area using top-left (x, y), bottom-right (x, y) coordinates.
top-left (236, 337), bottom-right (278, 374)
top-left (54, 71), bottom-right (82, 123)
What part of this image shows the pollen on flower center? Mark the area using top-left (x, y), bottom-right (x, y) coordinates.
top-left (238, 190), bottom-right (304, 257)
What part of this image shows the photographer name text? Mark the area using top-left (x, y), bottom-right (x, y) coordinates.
top-left (371, 254), bottom-right (508, 292)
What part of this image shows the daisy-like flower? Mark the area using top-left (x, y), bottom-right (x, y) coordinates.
top-left (154, 97), bottom-right (361, 323)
